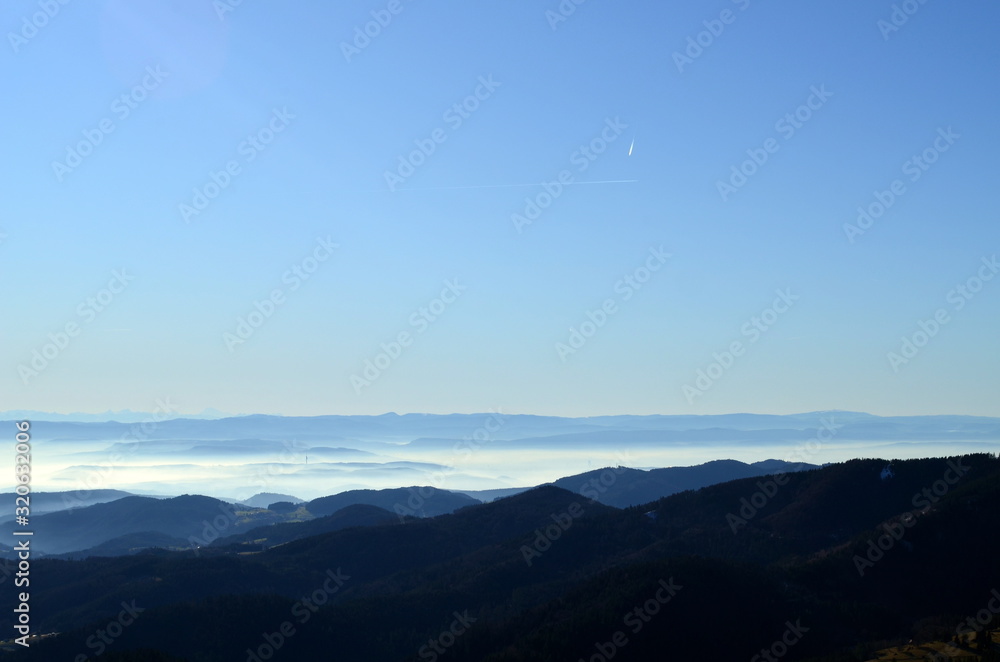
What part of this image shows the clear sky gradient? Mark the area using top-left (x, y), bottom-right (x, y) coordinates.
top-left (2, 0), bottom-right (998, 417)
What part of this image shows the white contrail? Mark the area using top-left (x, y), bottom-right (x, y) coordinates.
top-left (376, 180), bottom-right (638, 192)
top-left (628, 137), bottom-right (635, 156)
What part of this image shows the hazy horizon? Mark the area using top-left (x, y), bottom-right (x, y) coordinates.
top-left (8, 410), bottom-right (996, 500)
top-left (6, 406), bottom-right (1000, 420)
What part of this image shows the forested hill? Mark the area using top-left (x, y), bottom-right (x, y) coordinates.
top-left (2, 454), bottom-right (998, 661)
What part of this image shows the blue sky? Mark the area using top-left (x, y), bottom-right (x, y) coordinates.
top-left (1, 0), bottom-right (998, 417)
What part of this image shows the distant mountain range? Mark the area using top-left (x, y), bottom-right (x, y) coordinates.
top-left (6, 409), bottom-right (1000, 441)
